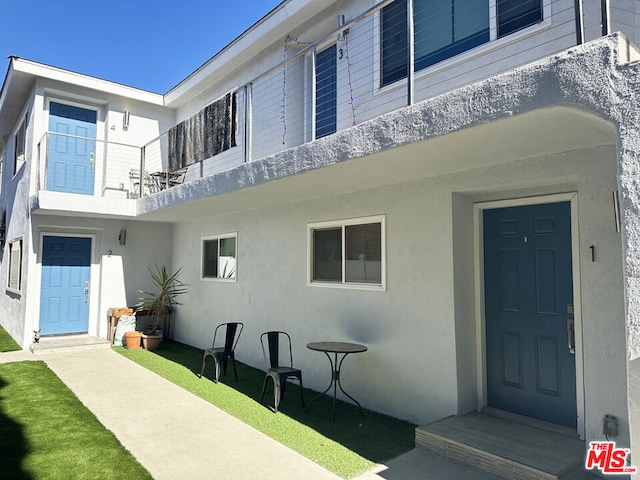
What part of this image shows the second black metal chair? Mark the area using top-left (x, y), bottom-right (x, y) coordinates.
top-left (199, 322), bottom-right (243, 383)
top-left (260, 331), bottom-right (305, 413)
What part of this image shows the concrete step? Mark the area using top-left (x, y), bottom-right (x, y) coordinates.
top-left (415, 411), bottom-right (591, 480)
top-left (29, 334), bottom-right (111, 355)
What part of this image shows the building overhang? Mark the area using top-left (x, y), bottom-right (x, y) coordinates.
top-left (29, 191), bottom-right (137, 220)
top-left (0, 57), bottom-right (165, 142)
top-left (134, 105), bottom-right (615, 223)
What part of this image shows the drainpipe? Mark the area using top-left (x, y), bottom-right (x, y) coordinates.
top-left (601, 0), bottom-right (609, 36)
top-left (310, 44), bottom-right (317, 142)
top-left (407, 0), bottom-right (414, 106)
top-left (139, 146), bottom-right (146, 197)
top-left (243, 84), bottom-right (252, 164)
top-left (574, 0), bottom-right (584, 44)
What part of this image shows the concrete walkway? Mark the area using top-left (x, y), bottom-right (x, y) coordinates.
top-left (0, 348), bottom-right (497, 479)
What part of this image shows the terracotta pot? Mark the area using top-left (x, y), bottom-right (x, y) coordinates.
top-left (142, 333), bottom-right (162, 351)
top-left (123, 331), bottom-right (142, 349)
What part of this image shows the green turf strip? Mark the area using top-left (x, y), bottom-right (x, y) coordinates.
top-left (0, 361), bottom-right (152, 479)
top-left (0, 325), bottom-right (21, 352)
top-left (117, 341), bottom-right (415, 479)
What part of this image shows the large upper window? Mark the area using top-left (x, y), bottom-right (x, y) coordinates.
top-left (13, 117), bottom-right (26, 175)
top-left (315, 44), bottom-right (338, 139)
top-left (309, 216), bottom-right (385, 288)
top-left (381, 0), bottom-right (542, 87)
top-left (202, 234), bottom-right (237, 280)
top-left (8, 238), bottom-right (22, 292)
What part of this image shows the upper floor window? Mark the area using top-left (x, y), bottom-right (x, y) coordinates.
top-left (381, 0), bottom-right (543, 88)
top-left (497, 0), bottom-right (543, 37)
top-left (309, 216), bottom-right (385, 289)
top-left (202, 233), bottom-right (237, 280)
top-left (13, 117), bottom-right (26, 175)
top-left (315, 44), bottom-right (338, 139)
top-left (7, 238), bottom-right (22, 293)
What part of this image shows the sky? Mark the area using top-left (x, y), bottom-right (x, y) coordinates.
top-left (0, 1), bottom-right (284, 94)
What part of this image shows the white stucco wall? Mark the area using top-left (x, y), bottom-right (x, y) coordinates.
top-left (22, 216), bottom-right (173, 347)
top-left (0, 89), bottom-right (36, 345)
top-left (133, 34), bottom-right (639, 445)
top-left (167, 141), bottom-right (625, 432)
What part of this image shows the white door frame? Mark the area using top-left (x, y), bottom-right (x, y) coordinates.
top-left (473, 192), bottom-right (584, 439)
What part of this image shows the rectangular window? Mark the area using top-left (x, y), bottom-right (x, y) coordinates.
top-left (381, 0), bottom-right (542, 87)
top-left (8, 239), bottom-right (22, 292)
top-left (202, 234), bottom-right (237, 280)
top-left (315, 44), bottom-right (337, 139)
top-left (381, 0), bottom-right (408, 87)
top-left (414, 0), bottom-right (490, 71)
top-left (309, 216), bottom-right (385, 288)
top-left (497, 0), bottom-right (542, 37)
top-left (14, 117), bottom-right (26, 175)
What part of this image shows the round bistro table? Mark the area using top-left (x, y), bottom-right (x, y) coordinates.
top-left (306, 341), bottom-right (367, 423)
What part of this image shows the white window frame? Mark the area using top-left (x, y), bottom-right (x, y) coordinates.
top-left (7, 237), bottom-right (23, 294)
top-left (13, 116), bottom-right (26, 176)
top-left (307, 215), bottom-right (386, 291)
top-left (201, 233), bottom-right (237, 282)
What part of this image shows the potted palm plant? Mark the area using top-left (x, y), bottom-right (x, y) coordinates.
top-left (137, 265), bottom-right (188, 350)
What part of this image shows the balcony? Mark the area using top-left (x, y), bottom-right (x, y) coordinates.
top-left (32, 0), bottom-right (636, 219)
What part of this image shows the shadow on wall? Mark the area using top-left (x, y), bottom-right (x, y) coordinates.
top-left (0, 375), bottom-right (33, 479)
top-left (340, 312), bottom-right (388, 344)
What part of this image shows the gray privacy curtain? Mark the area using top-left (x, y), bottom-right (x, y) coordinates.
top-left (168, 92), bottom-right (237, 171)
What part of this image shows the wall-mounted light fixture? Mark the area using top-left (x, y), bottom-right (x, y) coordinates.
top-left (119, 229), bottom-right (126, 246)
top-left (122, 111), bottom-right (130, 131)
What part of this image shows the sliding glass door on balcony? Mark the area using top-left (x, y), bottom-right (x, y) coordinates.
top-left (47, 102), bottom-right (97, 195)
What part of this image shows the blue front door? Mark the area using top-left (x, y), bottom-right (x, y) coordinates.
top-left (40, 236), bottom-right (91, 335)
top-left (484, 202), bottom-right (576, 427)
top-left (47, 102), bottom-right (96, 195)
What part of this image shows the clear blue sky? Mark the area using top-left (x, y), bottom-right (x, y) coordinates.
top-left (0, 1), bottom-right (283, 94)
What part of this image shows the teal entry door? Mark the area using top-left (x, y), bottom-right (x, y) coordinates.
top-left (483, 202), bottom-right (576, 427)
top-left (39, 236), bottom-right (91, 335)
top-left (47, 102), bottom-right (96, 195)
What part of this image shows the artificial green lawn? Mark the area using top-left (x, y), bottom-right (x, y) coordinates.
top-left (0, 325), bottom-right (21, 352)
top-left (0, 361), bottom-right (151, 479)
top-left (117, 341), bottom-right (416, 479)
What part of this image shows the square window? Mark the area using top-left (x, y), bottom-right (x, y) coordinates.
top-left (8, 239), bottom-right (22, 292)
top-left (309, 216), bottom-right (385, 288)
top-left (202, 234), bottom-right (237, 280)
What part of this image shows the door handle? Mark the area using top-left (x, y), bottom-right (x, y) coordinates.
top-left (89, 153), bottom-right (95, 174)
top-left (84, 287), bottom-right (89, 303)
top-left (567, 318), bottom-right (575, 354)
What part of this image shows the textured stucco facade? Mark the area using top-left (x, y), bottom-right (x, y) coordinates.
top-left (1, 0), bottom-right (640, 464)
top-left (133, 34), bottom-right (640, 447)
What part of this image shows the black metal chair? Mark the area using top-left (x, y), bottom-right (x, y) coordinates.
top-left (259, 331), bottom-right (305, 413)
top-left (199, 322), bottom-right (243, 383)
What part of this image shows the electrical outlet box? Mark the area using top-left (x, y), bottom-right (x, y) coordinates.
top-left (603, 415), bottom-right (618, 437)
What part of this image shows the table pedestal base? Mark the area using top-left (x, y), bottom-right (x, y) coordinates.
top-left (307, 351), bottom-right (363, 423)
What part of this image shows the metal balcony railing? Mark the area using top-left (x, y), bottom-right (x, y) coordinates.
top-left (38, 0), bottom-right (607, 200)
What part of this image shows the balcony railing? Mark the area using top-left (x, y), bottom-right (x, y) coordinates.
top-left (36, 0), bottom-right (610, 201)
top-left (37, 132), bottom-right (150, 199)
top-left (138, 0), bottom-right (578, 190)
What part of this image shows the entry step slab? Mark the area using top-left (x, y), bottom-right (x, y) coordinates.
top-left (29, 334), bottom-right (110, 355)
top-left (416, 412), bottom-right (593, 480)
